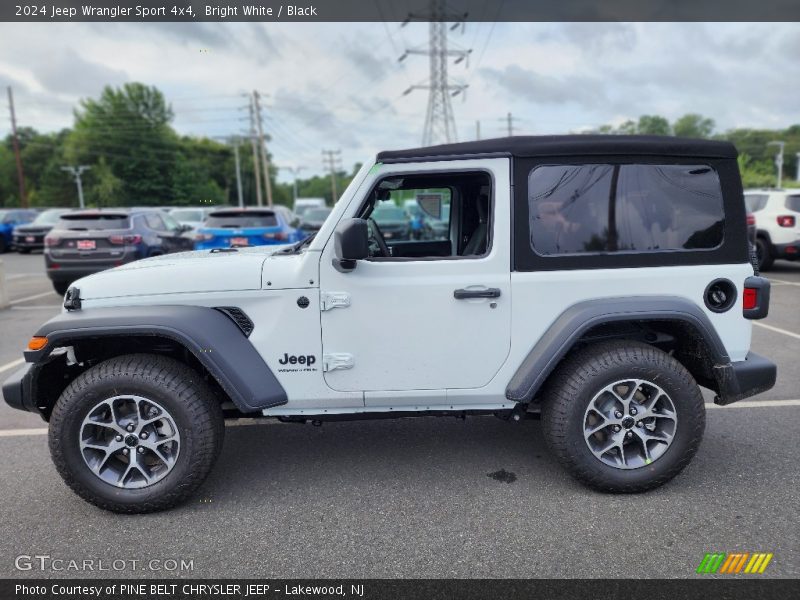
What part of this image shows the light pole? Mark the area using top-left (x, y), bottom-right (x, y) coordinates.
top-left (767, 141), bottom-right (785, 189)
top-left (281, 165), bottom-right (306, 205)
top-left (796, 152), bottom-right (800, 183)
top-left (61, 165), bottom-right (91, 209)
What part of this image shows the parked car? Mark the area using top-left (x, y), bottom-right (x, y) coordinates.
top-left (428, 204), bottom-right (451, 240)
top-left (293, 197), bottom-right (326, 218)
top-left (12, 208), bottom-right (72, 253)
top-left (168, 207), bottom-right (214, 233)
top-left (744, 189), bottom-right (800, 271)
top-left (298, 207), bottom-right (332, 235)
top-left (45, 208), bottom-right (193, 295)
top-left (3, 135), bottom-right (775, 512)
top-left (0, 209), bottom-right (38, 253)
top-left (370, 205), bottom-right (411, 240)
top-left (194, 208), bottom-right (302, 250)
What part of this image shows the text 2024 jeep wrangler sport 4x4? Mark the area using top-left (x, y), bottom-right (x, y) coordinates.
top-left (3, 136), bottom-right (777, 513)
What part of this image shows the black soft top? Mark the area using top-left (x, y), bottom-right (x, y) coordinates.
top-left (377, 135), bottom-right (737, 162)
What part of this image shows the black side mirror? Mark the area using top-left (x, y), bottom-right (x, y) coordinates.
top-left (333, 218), bottom-right (369, 272)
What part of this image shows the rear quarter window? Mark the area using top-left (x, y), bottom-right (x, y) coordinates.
top-left (785, 195), bottom-right (800, 212)
top-left (528, 163), bottom-right (725, 256)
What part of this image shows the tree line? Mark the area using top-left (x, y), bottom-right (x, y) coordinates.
top-left (1, 83), bottom-right (798, 209)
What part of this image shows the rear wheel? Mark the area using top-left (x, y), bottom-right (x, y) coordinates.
top-left (49, 354), bottom-right (224, 513)
top-left (0, 237), bottom-right (7, 253)
top-left (541, 340), bottom-right (705, 493)
top-left (756, 237), bottom-right (774, 271)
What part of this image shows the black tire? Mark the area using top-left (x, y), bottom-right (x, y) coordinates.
top-left (756, 237), bottom-right (774, 272)
top-left (49, 354), bottom-right (224, 513)
top-left (0, 237), bottom-right (7, 253)
top-left (541, 340), bottom-right (705, 493)
top-left (51, 280), bottom-right (71, 296)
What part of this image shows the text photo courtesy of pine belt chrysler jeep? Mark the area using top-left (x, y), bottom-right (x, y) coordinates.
top-left (2, 135), bottom-right (776, 513)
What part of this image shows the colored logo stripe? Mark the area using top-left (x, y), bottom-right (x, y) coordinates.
top-left (697, 552), bottom-right (773, 574)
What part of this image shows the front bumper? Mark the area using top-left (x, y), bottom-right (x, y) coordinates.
top-left (2, 363), bottom-right (36, 413)
top-left (713, 352), bottom-right (777, 405)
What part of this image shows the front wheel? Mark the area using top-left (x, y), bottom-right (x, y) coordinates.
top-left (541, 340), bottom-right (705, 493)
top-left (48, 354), bottom-right (224, 513)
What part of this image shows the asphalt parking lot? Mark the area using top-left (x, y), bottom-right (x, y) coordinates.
top-left (0, 252), bottom-right (797, 579)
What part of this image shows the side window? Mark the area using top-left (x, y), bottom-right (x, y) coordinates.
top-left (745, 194), bottom-right (768, 212)
top-left (361, 171), bottom-right (491, 259)
top-left (161, 212), bottom-right (181, 231)
top-left (528, 164), bottom-right (724, 256)
top-left (144, 213), bottom-right (166, 231)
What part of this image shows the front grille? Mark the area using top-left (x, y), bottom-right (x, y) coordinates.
top-left (214, 307), bottom-right (255, 337)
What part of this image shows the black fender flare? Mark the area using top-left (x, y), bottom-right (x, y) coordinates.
top-left (25, 305), bottom-right (287, 413)
top-left (505, 296), bottom-right (730, 403)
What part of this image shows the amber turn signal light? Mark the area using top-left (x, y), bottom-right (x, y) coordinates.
top-left (27, 336), bottom-right (48, 351)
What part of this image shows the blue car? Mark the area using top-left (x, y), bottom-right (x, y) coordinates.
top-left (0, 208), bottom-right (38, 253)
top-left (194, 208), bottom-right (302, 250)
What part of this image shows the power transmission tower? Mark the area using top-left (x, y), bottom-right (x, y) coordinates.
top-left (252, 91), bottom-right (274, 207)
top-left (61, 166), bottom-right (90, 209)
top-left (247, 96), bottom-right (264, 206)
top-left (399, 0), bottom-right (471, 146)
top-left (322, 150), bottom-right (342, 203)
top-left (6, 86), bottom-right (27, 207)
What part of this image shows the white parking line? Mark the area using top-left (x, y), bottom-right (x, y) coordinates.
top-left (768, 278), bottom-right (800, 287)
top-left (8, 291), bottom-right (57, 305)
top-left (0, 401), bottom-right (797, 438)
top-left (5, 274), bottom-right (46, 281)
top-left (753, 321), bottom-right (800, 341)
top-left (0, 358), bottom-right (24, 374)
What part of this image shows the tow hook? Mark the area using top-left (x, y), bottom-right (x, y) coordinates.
top-left (311, 419), bottom-right (323, 427)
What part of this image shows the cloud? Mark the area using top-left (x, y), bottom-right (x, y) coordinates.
top-left (32, 47), bottom-right (128, 96)
top-left (479, 64), bottom-right (607, 108)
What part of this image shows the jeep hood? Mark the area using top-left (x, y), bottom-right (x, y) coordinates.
top-left (71, 246), bottom-right (295, 300)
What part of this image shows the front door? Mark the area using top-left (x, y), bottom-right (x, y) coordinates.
top-left (319, 158), bottom-right (512, 395)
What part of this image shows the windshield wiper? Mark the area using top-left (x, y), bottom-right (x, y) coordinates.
top-left (282, 232), bottom-right (316, 254)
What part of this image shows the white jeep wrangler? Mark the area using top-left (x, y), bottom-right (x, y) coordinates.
top-left (3, 136), bottom-right (776, 513)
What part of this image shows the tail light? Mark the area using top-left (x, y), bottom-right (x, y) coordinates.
top-left (263, 232), bottom-right (288, 241)
top-left (195, 233), bottom-right (214, 241)
top-left (746, 214), bottom-right (756, 226)
top-left (44, 236), bottom-right (60, 247)
top-left (743, 276), bottom-right (770, 320)
top-left (777, 215), bottom-right (795, 227)
top-left (109, 234), bottom-right (143, 245)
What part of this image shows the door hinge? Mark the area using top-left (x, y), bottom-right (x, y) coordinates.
top-left (323, 353), bottom-right (354, 372)
top-left (320, 291), bottom-right (351, 311)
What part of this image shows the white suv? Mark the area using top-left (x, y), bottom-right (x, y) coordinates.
top-left (3, 136), bottom-right (776, 512)
top-left (744, 189), bottom-right (800, 270)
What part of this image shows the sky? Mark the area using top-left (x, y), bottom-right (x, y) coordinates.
top-left (0, 21), bottom-right (798, 182)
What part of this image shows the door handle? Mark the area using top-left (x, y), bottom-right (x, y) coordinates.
top-left (453, 287), bottom-right (501, 300)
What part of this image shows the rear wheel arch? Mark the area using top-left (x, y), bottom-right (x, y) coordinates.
top-left (506, 297), bottom-right (730, 405)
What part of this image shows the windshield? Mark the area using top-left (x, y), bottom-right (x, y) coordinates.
top-left (33, 209), bottom-right (67, 225)
top-left (170, 209), bottom-right (204, 222)
top-left (205, 211), bottom-right (278, 228)
top-left (303, 208), bottom-right (331, 221)
top-left (56, 214), bottom-right (130, 230)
